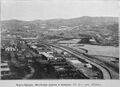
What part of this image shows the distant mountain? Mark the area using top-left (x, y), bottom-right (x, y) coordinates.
top-left (1, 16), bottom-right (118, 30)
top-left (1, 16), bottom-right (119, 46)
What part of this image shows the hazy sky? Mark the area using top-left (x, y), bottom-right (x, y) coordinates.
top-left (1, 0), bottom-right (119, 20)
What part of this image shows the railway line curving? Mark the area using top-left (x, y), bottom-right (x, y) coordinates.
top-left (46, 44), bottom-right (112, 79)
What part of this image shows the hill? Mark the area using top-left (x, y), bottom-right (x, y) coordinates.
top-left (1, 16), bottom-right (119, 46)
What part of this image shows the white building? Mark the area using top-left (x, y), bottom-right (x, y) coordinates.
top-left (5, 47), bottom-right (16, 51)
top-left (0, 62), bottom-right (10, 77)
top-left (42, 52), bottom-right (54, 60)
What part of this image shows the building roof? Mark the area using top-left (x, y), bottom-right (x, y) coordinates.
top-left (0, 62), bottom-right (8, 66)
top-left (42, 52), bottom-right (54, 58)
top-left (1, 68), bottom-right (10, 71)
top-left (68, 60), bottom-right (82, 64)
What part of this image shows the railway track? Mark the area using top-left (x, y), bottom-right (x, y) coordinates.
top-left (57, 45), bottom-right (120, 79)
top-left (46, 44), bottom-right (112, 79)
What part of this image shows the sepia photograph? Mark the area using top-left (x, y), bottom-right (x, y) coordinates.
top-left (0, 0), bottom-right (119, 81)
